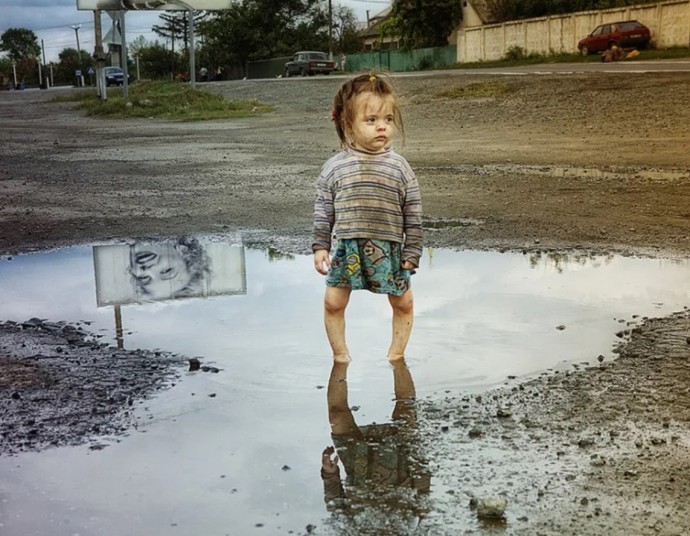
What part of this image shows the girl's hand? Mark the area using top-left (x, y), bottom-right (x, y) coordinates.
top-left (314, 249), bottom-right (331, 275)
top-left (321, 446), bottom-right (340, 473)
top-left (401, 260), bottom-right (416, 270)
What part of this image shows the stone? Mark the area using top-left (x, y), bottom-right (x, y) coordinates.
top-left (476, 497), bottom-right (507, 519)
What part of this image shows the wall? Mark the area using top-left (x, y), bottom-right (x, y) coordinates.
top-left (245, 47), bottom-right (457, 79)
top-left (457, 0), bottom-right (690, 62)
top-left (346, 46), bottom-right (457, 73)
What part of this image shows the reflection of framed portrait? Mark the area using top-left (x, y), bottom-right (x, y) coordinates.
top-left (93, 238), bottom-right (246, 306)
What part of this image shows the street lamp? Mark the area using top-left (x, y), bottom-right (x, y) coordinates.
top-left (70, 24), bottom-right (83, 86)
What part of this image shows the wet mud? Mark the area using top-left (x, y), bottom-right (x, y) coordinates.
top-left (0, 319), bottom-right (186, 455)
top-left (424, 310), bottom-right (690, 534)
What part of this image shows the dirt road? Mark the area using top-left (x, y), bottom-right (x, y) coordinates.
top-left (2, 71), bottom-right (690, 534)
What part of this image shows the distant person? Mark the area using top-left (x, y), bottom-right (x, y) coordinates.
top-left (215, 66), bottom-right (223, 81)
top-left (340, 52), bottom-right (347, 72)
top-left (312, 73), bottom-right (423, 363)
top-left (199, 66), bottom-right (208, 82)
top-left (128, 237), bottom-right (211, 301)
top-left (602, 40), bottom-right (624, 62)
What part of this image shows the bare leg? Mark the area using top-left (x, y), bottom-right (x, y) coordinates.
top-left (387, 289), bottom-right (414, 362)
top-left (391, 357), bottom-right (416, 423)
top-left (324, 286), bottom-right (352, 362)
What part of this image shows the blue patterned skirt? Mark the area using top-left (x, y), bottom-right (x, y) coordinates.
top-left (325, 238), bottom-right (414, 296)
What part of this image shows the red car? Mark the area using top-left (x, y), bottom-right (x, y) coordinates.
top-left (578, 20), bottom-right (651, 56)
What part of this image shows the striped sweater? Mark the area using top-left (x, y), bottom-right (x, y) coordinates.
top-left (312, 147), bottom-right (423, 267)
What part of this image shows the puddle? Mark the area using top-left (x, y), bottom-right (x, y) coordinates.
top-left (1, 237), bottom-right (689, 535)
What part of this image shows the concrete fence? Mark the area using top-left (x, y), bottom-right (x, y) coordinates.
top-left (457, 0), bottom-right (690, 62)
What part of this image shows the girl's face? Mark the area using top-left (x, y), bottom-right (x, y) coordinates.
top-left (348, 92), bottom-right (396, 153)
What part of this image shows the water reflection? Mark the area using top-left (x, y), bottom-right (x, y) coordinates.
top-left (93, 237), bottom-right (246, 306)
top-left (528, 251), bottom-right (615, 273)
top-left (322, 359), bottom-right (431, 533)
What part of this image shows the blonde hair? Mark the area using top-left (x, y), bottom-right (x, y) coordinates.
top-left (332, 72), bottom-right (404, 146)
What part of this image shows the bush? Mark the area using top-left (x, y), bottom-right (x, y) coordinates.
top-left (504, 45), bottom-right (527, 61)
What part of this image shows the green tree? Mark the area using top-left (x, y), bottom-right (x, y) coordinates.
top-left (485, 0), bottom-right (659, 22)
top-left (137, 41), bottom-right (180, 79)
top-left (332, 5), bottom-right (360, 53)
top-left (0, 28), bottom-right (41, 61)
top-left (129, 35), bottom-right (149, 57)
top-left (391, 0), bottom-right (462, 48)
top-left (53, 47), bottom-right (84, 84)
top-left (200, 0), bottom-right (327, 77)
top-left (153, 11), bottom-right (209, 54)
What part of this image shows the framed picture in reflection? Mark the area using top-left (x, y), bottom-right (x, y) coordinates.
top-left (93, 237), bottom-right (246, 306)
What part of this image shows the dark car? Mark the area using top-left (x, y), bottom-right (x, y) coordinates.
top-left (283, 51), bottom-right (336, 77)
top-left (578, 20), bottom-right (651, 55)
top-left (104, 66), bottom-right (129, 86)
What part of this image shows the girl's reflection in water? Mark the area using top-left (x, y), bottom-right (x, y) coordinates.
top-left (321, 359), bottom-right (431, 532)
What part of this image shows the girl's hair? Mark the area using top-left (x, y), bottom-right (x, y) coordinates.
top-left (332, 72), bottom-right (404, 146)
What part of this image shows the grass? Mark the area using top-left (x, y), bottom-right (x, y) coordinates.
top-left (442, 45), bottom-right (690, 70)
top-left (437, 81), bottom-right (511, 99)
top-left (51, 80), bottom-right (271, 120)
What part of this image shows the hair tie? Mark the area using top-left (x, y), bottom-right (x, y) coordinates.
top-left (369, 75), bottom-right (376, 82)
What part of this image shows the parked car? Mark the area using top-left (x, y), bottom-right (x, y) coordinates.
top-left (578, 20), bottom-right (651, 56)
top-left (104, 66), bottom-right (130, 86)
top-left (283, 51), bottom-right (336, 77)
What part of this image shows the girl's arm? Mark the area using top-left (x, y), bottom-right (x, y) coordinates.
top-left (312, 172), bottom-right (335, 254)
top-left (401, 166), bottom-right (423, 268)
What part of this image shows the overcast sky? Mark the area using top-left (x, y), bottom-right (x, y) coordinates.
top-left (0, 0), bottom-right (390, 63)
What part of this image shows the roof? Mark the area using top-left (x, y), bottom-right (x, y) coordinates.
top-left (359, 6), bottom-right (393, 38)
top-left (468, 0), bottom-right (496, 24)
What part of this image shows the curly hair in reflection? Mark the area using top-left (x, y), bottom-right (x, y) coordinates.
top-left (129, 237), bottom-right (211, 300)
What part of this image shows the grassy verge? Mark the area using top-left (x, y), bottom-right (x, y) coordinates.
top-left (51, 80), bottom-right (271, 120)
top-left (443, 45), bottom-right (690, 70)
top-left (437, 81), bottom-right (511, 99)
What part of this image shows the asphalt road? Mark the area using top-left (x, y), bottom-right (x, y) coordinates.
top-left (396, 58), bottom-right (690, 78)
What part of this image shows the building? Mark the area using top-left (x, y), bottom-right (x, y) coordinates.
top-left (359, 1), bottom-right (492, 50)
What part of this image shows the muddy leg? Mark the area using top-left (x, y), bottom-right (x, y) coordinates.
top-left (387, 289), bottom-right (414, 362)
top-left (324, 286), bottom-right (352, 362)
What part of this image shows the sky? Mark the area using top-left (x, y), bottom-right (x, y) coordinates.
top-left (0, 0), bottom-right (391, 63)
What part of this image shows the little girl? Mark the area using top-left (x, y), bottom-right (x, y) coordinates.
top-left (312, 73), bottom-right (423, 363)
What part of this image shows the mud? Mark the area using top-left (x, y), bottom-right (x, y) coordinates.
top-left (2, 71), bottom-right (690, 534)
top-left (0, 319), bottom-right (186, 455)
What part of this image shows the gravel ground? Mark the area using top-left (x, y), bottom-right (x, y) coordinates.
top-left (2, 70), bottom-right (690, 534)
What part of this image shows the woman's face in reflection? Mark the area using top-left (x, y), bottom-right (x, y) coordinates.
top-left (130, 244), bottom-right (191, 299)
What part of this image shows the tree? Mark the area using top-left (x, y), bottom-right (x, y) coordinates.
top-left (136, 41), bottom-right (179, 79)
top-left (200, 0), bottom-right (327, 77)
top-left (56, 47), bottom-right (81, 86)
top-left (128, 35), bottom-right (149, 57)
top-left (485, 0), bottom-right (659, 22)
top-left (332, 5), bottom-right (360, 53)
top-left (153, 11), bottom-right (209, 54)
top-left (0, 28), bottom-right (41, 61)
top-left (391, 0), bottom-right (462, 48)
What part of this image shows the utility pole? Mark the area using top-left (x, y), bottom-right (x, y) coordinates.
top-left (120, 12), bottom-right (129, 100)
top-left (189, 10), bottom-right (196, 87)
top-left (93, 9), bottom-right (107, 100)
top-left (70, 24), bottom-right (83, 86)
top-left (41, 39), bottom-right (49, 88)
top-left (328, 0), bottom-right (333, 61)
